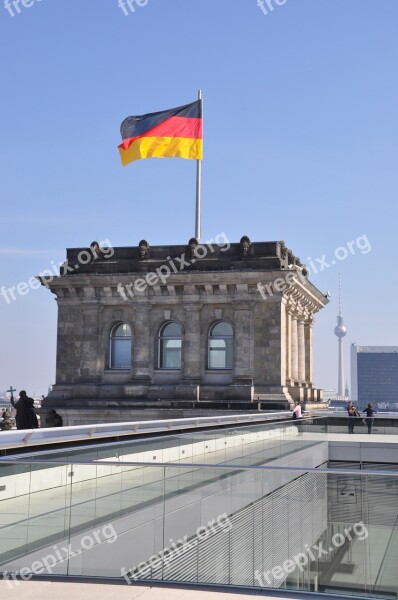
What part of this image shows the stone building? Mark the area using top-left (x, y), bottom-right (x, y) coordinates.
top-left (41, 237), bottom-right (328, 421)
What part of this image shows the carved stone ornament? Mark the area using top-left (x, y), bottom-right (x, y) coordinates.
top-left (188, 237), bottom-right (198, 259)
top-left (90, 241), bottom-right (100, 260)
top-left (138, 240), bottom-right (149, 259)
top-left (279, 241), bottom-right (288, 259)
top-left (240, 235), bottom-right (251, 256)
top-left (287, 250), bottom-right (296, 266)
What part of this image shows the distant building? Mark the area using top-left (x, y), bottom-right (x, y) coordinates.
top-left (324, 389), bottom-right (352, 411)
top-left (351, 345), bottom-right (398, 410)
top-left (323, 389), bottom-right (338, 401)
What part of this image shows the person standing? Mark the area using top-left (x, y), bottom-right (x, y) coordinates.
top-left (346, 400), bottom-right (359, 434)
top-left (11, 390), bottom-right (38, 430)
top-left (292, 400), bottom-right (302, 421)
top-left (363, 403), bottom-right (375, 434)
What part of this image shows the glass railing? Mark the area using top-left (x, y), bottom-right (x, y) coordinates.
top-left (16, 416), bottom-right (328, 466)
top-left (323, 415), bottom-right (398, 436)
top-left (0, 458), bottom-right (397, 598)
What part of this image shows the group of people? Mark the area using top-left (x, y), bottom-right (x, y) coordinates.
top-left (347, 401), bottom-right (375, 434)
top-left (1, 390), bottom-right (38, 430)
top-left (11, 390), bottom-right (39, 429)
top-left (290, 399), bottom-right (376, 435)
top-left (0, 390), bottom-right (63, 431)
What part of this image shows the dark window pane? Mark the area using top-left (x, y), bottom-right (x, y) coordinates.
top-left (113, 323), bottom-right (132, 338)
top-left (211, 322), bottom-right (233, 337)
top-left (110, 338), bottom-right (131, 369)
top-left (162, 322), bottom-right (181, 338)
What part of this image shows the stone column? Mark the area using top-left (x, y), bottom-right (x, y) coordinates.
top-left (81, 307), bottom-right (101, 379)
top-left (304, 316), bottom-right (314, 384)
top-left (233, 308), bottom-right (252, 377)
top-left (131, 305), bottom-right (151, 380)
top-left (55, 301), bottom-right (78, 384)
top-left (227, 307), bottom-right (253, 400)
top-left (279, 302), bottom-right (287, 386)
top-left (285, 306), bottom-right (292, 383)
top-left (297, 316), bottom-right (306, 383)
top-left (290, 315), bottom-right (299, 382)
top-left (182, 305), bottom-right (202, 379)
top-left (175, 305), bottom-right (202, 400)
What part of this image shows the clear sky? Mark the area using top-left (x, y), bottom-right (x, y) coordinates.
top-left (1, 0), bottom-right (397, 396)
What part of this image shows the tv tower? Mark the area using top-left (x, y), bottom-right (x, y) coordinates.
top-left (334, 275), bottom-right (347, 398)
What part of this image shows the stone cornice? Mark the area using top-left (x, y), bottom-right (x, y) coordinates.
top-left (41, 268), bottom-right (328, 311)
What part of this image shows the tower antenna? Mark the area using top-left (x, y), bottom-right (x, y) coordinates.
top-left (334, 274), bottom-right (347, 398)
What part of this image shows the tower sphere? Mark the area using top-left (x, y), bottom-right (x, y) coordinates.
top-left (334, 323), bottom-right (347, 338)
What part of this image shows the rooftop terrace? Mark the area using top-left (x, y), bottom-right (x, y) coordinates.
top-left (0, 415), bottom-right (397, 598)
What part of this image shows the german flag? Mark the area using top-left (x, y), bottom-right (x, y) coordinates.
top-left (118, 100), bottom-right (202, 166)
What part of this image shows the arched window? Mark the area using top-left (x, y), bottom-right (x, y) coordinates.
top-left (159, 322), bottom-right (182, 369)
top-left (110, 323), bottom-right (132, 369)
top-left (208, 321), bottom-right (233, 369)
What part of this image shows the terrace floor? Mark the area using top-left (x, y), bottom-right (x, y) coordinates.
top-left (0, 579), bottom-right (315, 599)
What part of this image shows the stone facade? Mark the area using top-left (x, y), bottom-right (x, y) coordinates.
top-left (41, 238), bottom-right (328, 412)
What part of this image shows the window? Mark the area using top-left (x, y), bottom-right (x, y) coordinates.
top-left (159, 322), bottom-right (182, 369)
top-left (208, 321), bottom-right (233, 369)
top-left (110, 323), bottom-right (132, 369)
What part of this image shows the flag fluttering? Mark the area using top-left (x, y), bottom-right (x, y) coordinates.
top-left (118, 100), bottom-right (202, 166)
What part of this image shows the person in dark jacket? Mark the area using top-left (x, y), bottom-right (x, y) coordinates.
top-left (363, 403), bottom-right (376, 434)
top-left (11, 390), bottom-right (38, 430)
top-left (346, 401), bottom-right (359, 433)
top-left (45, 409), bottom-right (63, 427)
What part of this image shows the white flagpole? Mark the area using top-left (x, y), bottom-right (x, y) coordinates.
top-left (195, 89), bottom-right (203, 241)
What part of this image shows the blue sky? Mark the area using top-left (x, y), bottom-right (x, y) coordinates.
top-left (0, 0), bottom-right (397, 396)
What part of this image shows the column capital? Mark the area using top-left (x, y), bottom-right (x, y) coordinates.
top-left (286, 298), bottom-right (297, 316)
top-left (297, 305), bottom-right (313, 321)
top-left (291, 307), bottom-right (304, 320)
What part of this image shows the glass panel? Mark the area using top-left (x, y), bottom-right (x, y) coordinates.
top-left (211, 321), bottom-right (233, 336)
top-left (111, 338), bottom-right (131, 369)
top-left (112, 323), bottom-right (131, 337)
top-left (67, 463), bottom-right (165, 579)
top-left (162, 464), bottom-right (234, 584)
top-left (0, 462), bottom-right (71, 572)
top-left (209, 339), bottom-right (233, 369)
top-left (208, 322), bottom-right (233, 369)
top-left (161, 322), bottom-right (181, 337)
top-left (160, 339), bottom-right (181, 368)
top-left (209, 342), bottom-right (226, 368)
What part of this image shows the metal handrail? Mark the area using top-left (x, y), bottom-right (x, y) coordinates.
top-left (313, 410), bottom-right (398, 419)
top-left (1, 457), bottom-right (396, 478)
top-left (0, 411), bottom-right (313, 450)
